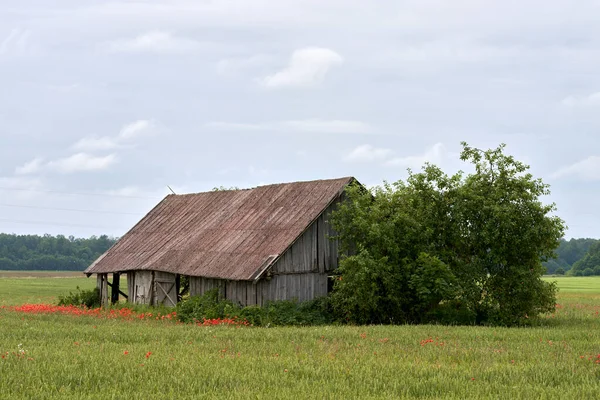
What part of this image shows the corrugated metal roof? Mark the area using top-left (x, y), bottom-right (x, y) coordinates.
top-left (85, 177), bottom-right (353, 280)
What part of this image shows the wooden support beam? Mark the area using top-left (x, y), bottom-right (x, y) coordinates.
top-left (97, 273), bottom-right (109, 307)
top-left (106, 279), bottom-right (129, 299)
top-left (111, 273), bottom-right (120, 304)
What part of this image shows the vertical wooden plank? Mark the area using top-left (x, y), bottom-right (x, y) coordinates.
top-left (189, 277), bottom-right (195, 296)
top-left (226, 280), bottom-right (234, 303)
top-left (134, 271), bottom-right (152, 305)
top-left (127, 272), bottom-right (135, 303)
top-left (150, 271), bottom-right (156, 306)
top-left (317, 215), bottom-right (325, 271)
top-left (98, 273), bottom-right (108, 307)
top-left (304, 274), bottom-right (310, 302)
top-left (247, 282), bottom-right (256, 306)
top-left (323, 216), bottom-right (330, 272)
top-left (329, 209), bottom-right (338, 271)
top-left (256, 282), bottom-right (262, 306)
top-left (279, 275), bottom-right (287, 301)
top-left (256, 281), bottom-right (264, 306)
top-left (241, 283), bottom-right (248, 306)
top-left (312, 223), bottom-right (320, 273)
top-left (201, 277), bottom-right (207, 295)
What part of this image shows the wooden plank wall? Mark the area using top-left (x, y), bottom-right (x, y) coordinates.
top-left (190, 273), bottom-right (328, 306)
top-left (256, 273), bottom-right (327, 304)
top-left (272, 197), bottom-right (342, 275)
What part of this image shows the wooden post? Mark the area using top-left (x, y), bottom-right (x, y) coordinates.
top-left (97, 273), bottom-right (109, 307)
top-left (149, 271), bottom-right (155, 306)
top-left (111, 273), bottom-right (120, 304)
top-left (96, 274), bottom-right (102, 304)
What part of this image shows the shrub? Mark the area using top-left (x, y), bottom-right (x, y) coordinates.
top-left (253, 297), bottom-right (335, 326)
top-left (175, 289), bottom-right (334, 326)
top-left (424, 300), bottom-right (477, 325)
top-left (583, 268), bottom-right (594, 277)
top-left (57, 287), bottom-right (100, 308)
top-left (175, 288), bottom-right (240, 323)
top-left (555, 267), bottom-right (565, 275)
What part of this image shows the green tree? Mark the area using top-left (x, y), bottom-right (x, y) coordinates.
top-left (331, 143), bottom-right (565, 326)
top-left (555, 267), bottom-right (565, 275)
top-left (0, 234), bottom-right (117, 271)
top-left (543, 238), bottom-right (599, 273)
top-left (570, 242), bottom-right (600, 276)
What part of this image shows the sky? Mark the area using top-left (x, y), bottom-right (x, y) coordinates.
top-left (1, 0), bottom-right (599, 239)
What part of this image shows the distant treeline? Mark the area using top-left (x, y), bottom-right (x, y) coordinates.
top-left (0, 233), bottom-right (597, 274)
top-left (543, 238), bottom-right (600, 275)
top-left (0, 234), bottom-right (117, 271)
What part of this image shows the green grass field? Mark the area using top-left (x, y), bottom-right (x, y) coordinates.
top-left (0, 271), bottom-right (95, 306)
top-left (1, 274), bottom-right (599, 399)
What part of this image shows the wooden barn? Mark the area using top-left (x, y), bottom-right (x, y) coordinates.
top-left (84, 177), bottom-right (355, 307)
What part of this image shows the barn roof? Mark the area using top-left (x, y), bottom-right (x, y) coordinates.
top-left (85, 177), bottom-right (353, 281)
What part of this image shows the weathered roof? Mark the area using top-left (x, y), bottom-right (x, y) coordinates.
top-left (85, 177), bottom-right (353, 280)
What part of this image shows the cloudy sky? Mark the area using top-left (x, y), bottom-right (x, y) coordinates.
top-left (1, 0), bottom-right (599, 239)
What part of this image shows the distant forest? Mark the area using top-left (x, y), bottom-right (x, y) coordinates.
top-left (0, 234), bottom-right (117, 271)
top-left (0, 233), bottom-right (597, 274)
top-left (543, 238), bottom-right (600, 275)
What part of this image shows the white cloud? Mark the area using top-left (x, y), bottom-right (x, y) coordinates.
top-left (343, 143), bottom-right (448, 168)
top-left (72, 137), bottom-right (119, 152)
top-left (205, 119), bottom-right (372, 134)
top-left (47, 153), bottom-right (117, 173)
top-left (386, 143), bottom-right (447, 169)
top-left (72, 120), bottom-right (155, 151)
top-left (15, 158), bottom-right (44, 175)
top-left (561, 92), bottom-right (600, 107)
top-left (552, 156), bottom-right (600, 181)
top-left (118, 120), bottom-right (155, 140)
top-left (263, 47), bottom-right (343, 88)
top-left (0, 29), bottom-right (30, 57)
top-left (106, 31), bottom-right (201, 54)
top-left (344, 144), bottom-right (393, 163)
top-left (13, 120), bottom-right (155, 177)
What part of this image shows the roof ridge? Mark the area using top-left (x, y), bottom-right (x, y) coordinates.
top-left (174, 176), bottom-right (354, 197)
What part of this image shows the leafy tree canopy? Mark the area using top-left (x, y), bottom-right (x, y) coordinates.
top-left (570, 242), bottom-right (600, 276)
top-left (331, 142), bottom-right (565, 326)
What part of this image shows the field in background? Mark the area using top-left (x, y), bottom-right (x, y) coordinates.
top-left (0, 271), bottom-right (86, 278)
top-left (1, 275), bottom-right (599, 399)
top-left (544, 276), bottom-right (600, 293)
top-left (0, 272), bottom-right (95, 306)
